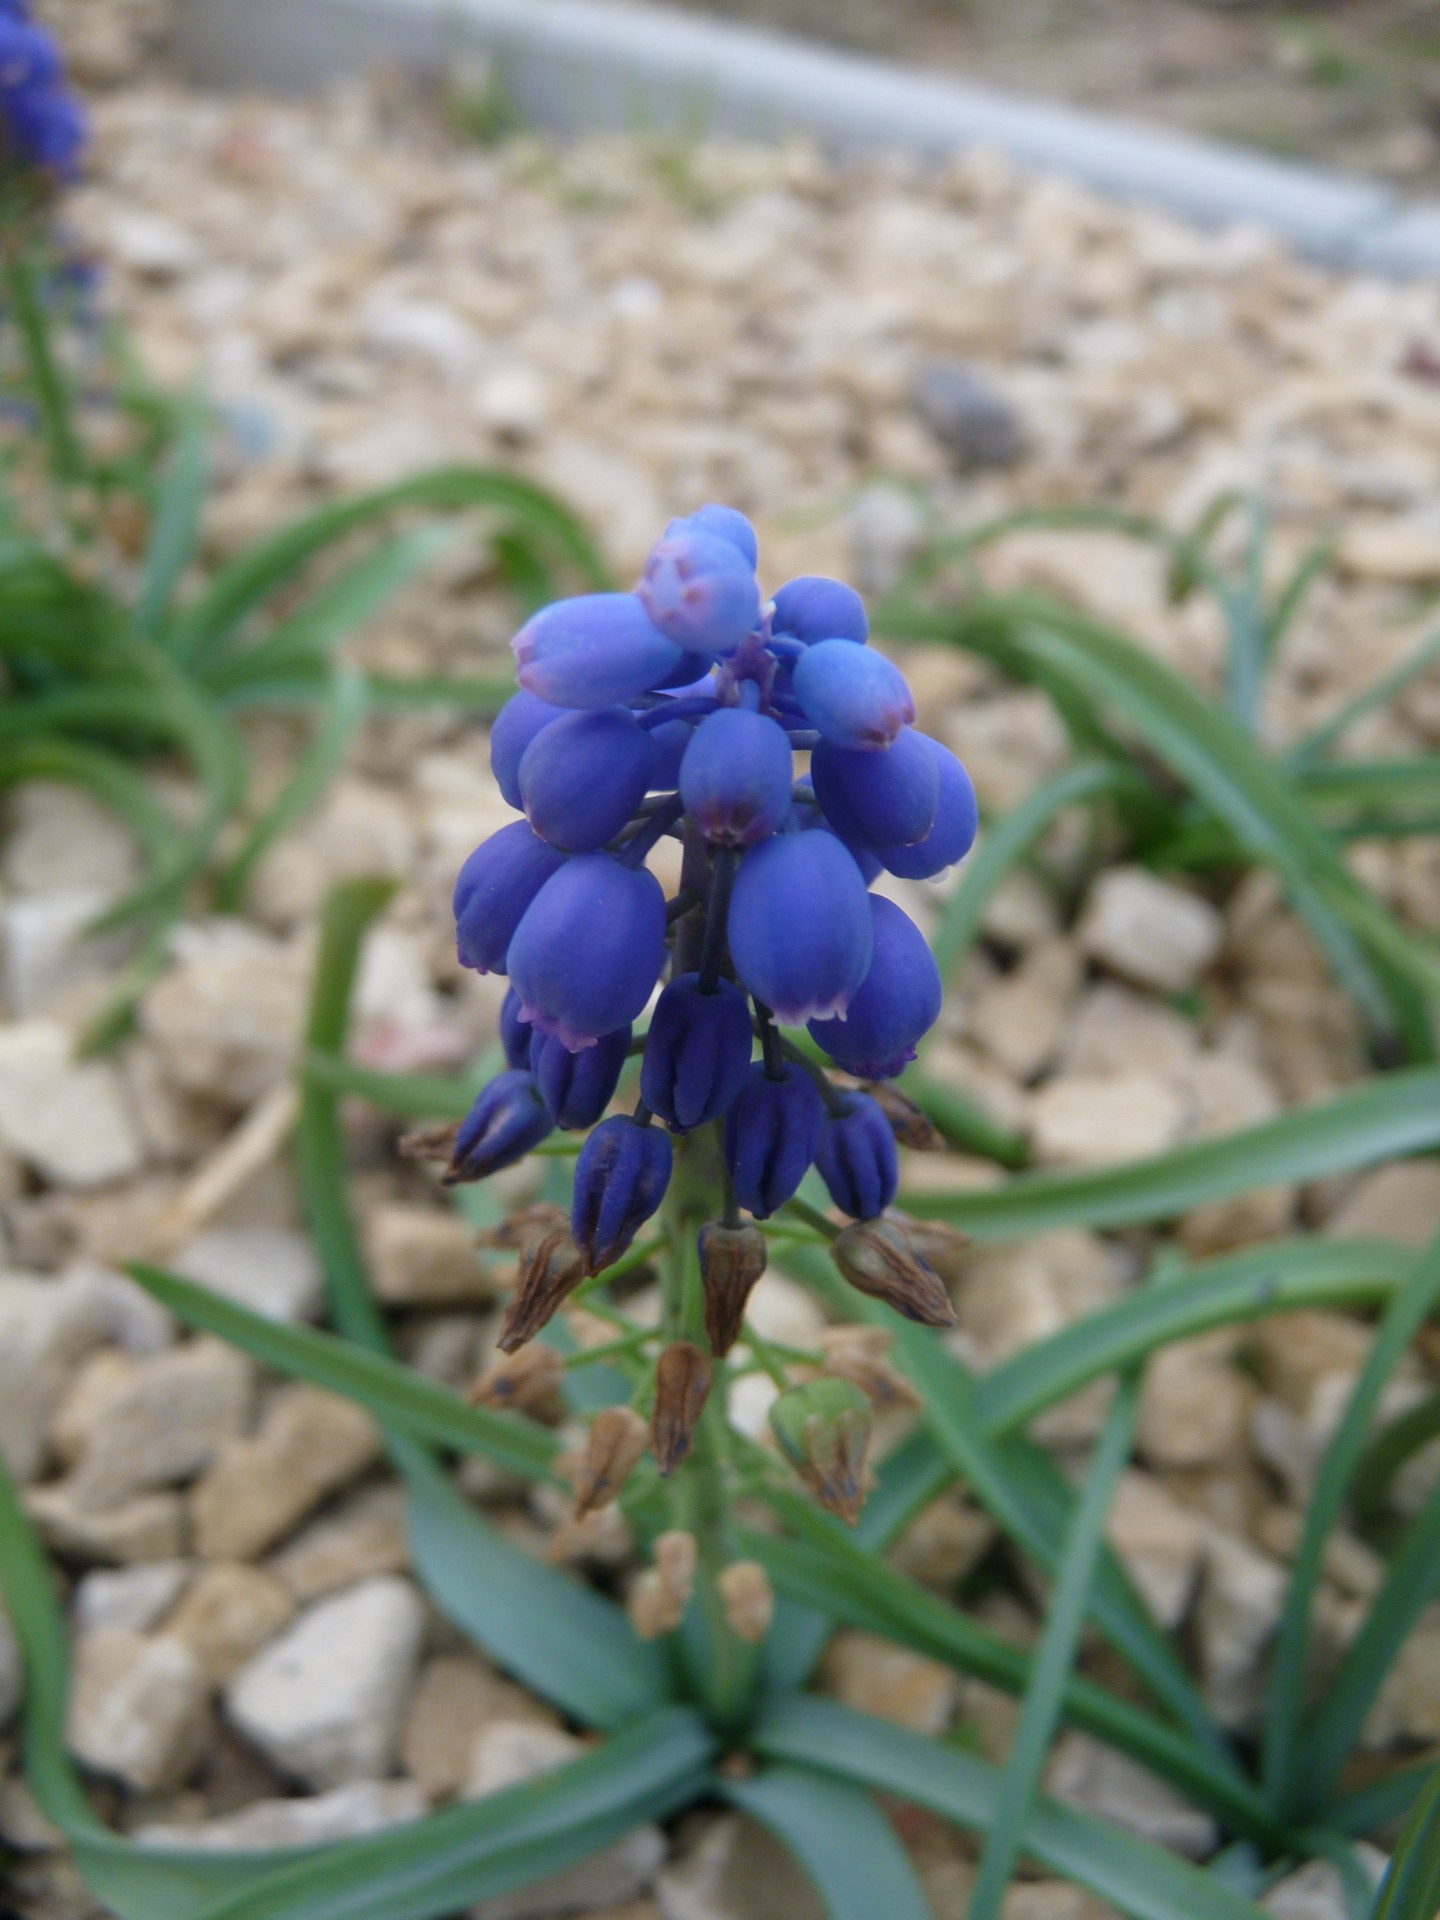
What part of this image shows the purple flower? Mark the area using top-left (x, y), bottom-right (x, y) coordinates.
top-left (727, 830), bottom-right (872, 1024)
top-left (513, 593), bottom-right (682, 709)
top-left (572, 1115), bottom-right (673, 1273)
top-left (518, 706), bottom-right (657, 851)
top-left (490, 691), bottom-right (566, 810)
top-left (792, 639), bottom-right (914, 750)
top-left (680, 707), bottom-right (793, 848)
top-left (530, 1023), bottom-right (631, 1129)
top-left (772, 575), bottom-right (868, 646)
top-left (640, 973), bottom-right (753, 1132)
top-left (809, 895), bottom-right (942, 1079)
top-left (445, 1070), bottom-right (553, 1182)
top-left (669, 504), bottom-right (758, 569)
top-left (638, 526), bottom-right (759, 655)
top-left (879, 738), bottom-right (978, 879)
top-left (812, 726), bottom-right (940, 849)
top-left (499, 986), bottom-right (533, 1069)
top-left (815, 1092), bottom-right (898, 1220)
top-left (724, 1062), bottom-right (824, 1219)
top-left (508, 852), bottom-right (667, 1051)
top-left (0, 16), bottom-right (84, 177)
top-left (647, 712), bottom-right (695, 788)
top-left (453, 821), bottom-right (568, 975)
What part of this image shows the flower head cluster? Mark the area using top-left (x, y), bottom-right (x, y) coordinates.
top-left (0, 3), bottom-right (84, 180)
top-left (449, 507), bottom-right (974, 1455)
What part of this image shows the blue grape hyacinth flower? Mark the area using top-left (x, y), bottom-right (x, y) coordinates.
top-left (0, 9), bottom-right (85, 179)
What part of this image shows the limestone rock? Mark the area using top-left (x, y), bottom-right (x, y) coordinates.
top-left (402, 1654), bottom-right (556, 1802)
top-left (1194, 1529), bottom-right (1286, 1733)
top-left (1078, 868), bottom-right (1223, 994)
top-left (1105, 1472), bottom-right (1205, 1630)
top-left (1326, 1161), bottom-right (1440, 1247)
top-left (2, 781), bottom-right (141, 897)
top-left (817, 1631), bottom-right (959, 1735)
top-left (226, 1576), bottom-right (425, 1788)
top-left (25, 1484), bottom-right (185, 1564)
top-left (1061, 984), bottom-right (1198, 1078)
top-left (967, 938), bottom-right (1079, 1082)
top-left (0, 1020), bottom-right (145, 1189)
top-left (1047, 1732), bottom-right (1217, 1858)
top-left (72, 1561), bottom-right (193, 1639)
top-left (1365, 1614), bottom-right (1440, 1746)
top-left (267, 1484), bottom-right (410, 1602)
top-left (191, 1384), bottom-right (382, 1560)
top-left (164, 1563), bottom-right (296, 1683)
top-left (67, 1630), bottom-right (211, 1792)
top-left (1136, 1339), bottom-right (1251, 1470)
top-left (657, 1811), bottom-right (824, 1920)
top-left (141, 921), bottom-right (309, 1106)
top-left (0, 1269), bottom-right (108, 1480)
top-left (171, 1227), bottom-right (323, 1323)
top-left (1, 889), bottom-right (136, 1021)
top-left (366, 1203), bottom-right (490, 1306)
top-left (134, 1779), bottom-right (427, 1850)
top-left (1029, 1071), bottom-right (1187, 1169)
top-left (62, 1339), bottom-right (254, 1512)
top-left (1262, 1854), bottom-right (1387, 1920)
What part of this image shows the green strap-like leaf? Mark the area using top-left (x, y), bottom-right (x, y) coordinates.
top-left (721, 1765), bottom-right (931, 1920)
top-left (1371, 1760), bottom-right (1440, 1920)
top-left (754, 1697), bottom-right (1270, 1920)
top-left (136, 392), bottom-right (210, 640)
top-left (901, 1071), bottom-right (1440, 1235)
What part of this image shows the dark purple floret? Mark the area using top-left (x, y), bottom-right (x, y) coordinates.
top-left (809, 895), bottom-right (942, 1079)
top-left (640, 973), bottom-right (753, 1132)
top-left (499, 986), bottom-right (533, 1070)
top-left (513, 592), bottom-right (683, 709)
top-left (453, 822), bottom-right (568, 976)
top-left (680, 707), bottom-right (793, 849)
top-left (880, 738), bottom-right (979, 879)
top-left (571, 1114), bottom-right (673, 1274)
top-left (518, 706), bottom-right (657, 852)
top-left (812, 726), bottom-right (940, 850)
top-left (724, 1062), bottom-right (825, 1219)
top-left (446, 1070), bottom-right (553, 1182)
top-left (815, 1091), bottom-right (898, 1221)
top-left (508, 852), bottom-right (667, 1052)
top-left (530, 1023), bottom-right (631, 1129)
top-left (727, 830), bottom-right (872, 1025)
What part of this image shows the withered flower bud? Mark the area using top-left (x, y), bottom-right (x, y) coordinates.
top-left (863, 1080), bottom-right (944, 1151)
top-left (831, 1218), bottom-right (957, 1329)
top-left (478, 1202), bottom-right (568, 1251)
top-left (497, 1223), bottom-right (586, 1353)
top-left (770, 1378), bottom-right (873, 1525)
top-left (626, 1530), bottom-right (699, 1640)
top-left (651, 1341), bottom-right (713, 1476)
top-left (655, 1529), bottom-right (698, 1614)
top-left (628, 1569), bottom-right (676, 1640)
top-left (468, 1343), bottom-right (565, 1412)
top-left (398, 1121), bottom-right (459, 1164)
top-left (572, 1406), bottom-right (649, 1517)
top-left (718, 1560), bottom-right (774, 1643)
top-left (819, 1325), bottom-right (922, 1412)
top-left (698, 1220), bottom-right (767, 1357)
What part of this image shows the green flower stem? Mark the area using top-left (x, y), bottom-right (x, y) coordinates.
top-left (662, 1127), bottom-right (761, 1732)
top-left (3, 229), bottom-right (84, 489)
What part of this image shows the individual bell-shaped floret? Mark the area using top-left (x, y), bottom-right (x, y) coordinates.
top-left (669, 503), bottom-right (758, 569)
top-left (698, 1220), bottom-right (767, 1355)
top-left (518, 707), bottom-right (657, 852)
top-left (812, 727), bottom-right (940, 850)
top-left (771, 575), bottom-right (868, 646)
top-left (444, 1070), bottom-right (553, 1183)
top-left (508, 852), bottom-right (667, 1052)
top-left (723, 1061), bottom-right (824, 1219)
top-left (454, 822), bottom-right (568, 975)
top-left (640, 974), bottom-right (753, 1132)
top-left (571, 1114), bottom-right (673, 1274)
top-left (530, 1023), bottom-right (631, 1129)
top-left (815, 1091), bottom-right (898, 1221)
top-left (513, 593), bottom-right (682, 709)
top-left (769, 1377), bottom-right (872, 1525)
top-left (638, 526), bottom-right (759, 655)
top-left (489, 691), bottom-right (566, 809)
top-left (727, 831), bottom-right (872, 1025)
top-left (809, 895), bottom-right (942, 1079)
top-left (879, 738), bottom-right (978, 879)
top-left (499, 986), bottom-right (533, 1069)
top-left (647, 713), bottom-right (695, 789)
top-left (680, 708), bottom-right (793, 848)
top-left (793, 639), bottom-right (914, 750)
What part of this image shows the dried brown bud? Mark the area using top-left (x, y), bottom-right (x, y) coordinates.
top-left (819, 1325), bottom-right (922, 1412)
top-left (699, 1221), bottom-right (767, 1357)
top-left (863, 1081), bottom-right (944, 1151)
top-left (398, 1122), bottom-right (459, 1164)
top-left (572, 1406), bottom-right (649, 1518)
top-left (478, 1203), bottom-right (569, 1252)
top-left (654, 1529), bottom-right (698, 1614)
top-left (718, 1560), bottom-right (774, 1643)
top-left (770, 1379), bottom-right (873, 1526)
top-left (628, 1569), bottom-right (677, 1640)
top-left (893, 1210), bottom-right (969, 1277)
top-left (468, 1343), bottom-right (565, 1412)
top-left (497, 1223), bottom-right (586, 1353)
top-left (627, 1530), bottom-right (699, 1639)
top-left (831, 1219), bottom-right (957, 1329)
top-left (651, 1341), bottom-right (713, 1476)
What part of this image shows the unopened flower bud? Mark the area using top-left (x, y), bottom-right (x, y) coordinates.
top-left (497, 1223), bottom-right (586, 1353)
top-left (769, 1377), bottom-right (873, 1525)
top-left (571, 1114), bottom-right (673, 1276)
top-left (468, 1343), bottom-right (566, 1412)
top-left (809, 895), bottom-right (942, 1081)
top-left (831, 1218), bottom-right (957, 1329)
top-left (444, 1070), bottom-right (554, 1185)
top-left (819, 1325), bottom-right (922, 1412)
top-left (572, 1406), bottom-right (649, 1517)
top-left (651, 1340), bottom-right (713, 1475)
top-left (863, 1080), bottom-right (944, 1152)
top-left (718, 1560), bottom-right (774, 1643)
top-left (815, 1090), bottom-right (898, 1222)
top-left (723, 1061), bottom-right (824, 1220)
top-left (698, 1220), bottom-right (767, 1357)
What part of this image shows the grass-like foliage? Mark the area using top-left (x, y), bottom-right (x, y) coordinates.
top-left (6, 250), bottom-right (1440, 1916)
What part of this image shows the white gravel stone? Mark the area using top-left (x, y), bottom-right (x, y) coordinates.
top-left (67, 1629), bottom-right (211, 1792)
top-left (140, 920), bottom-right (308, 1106)
top-left (0, 1019), bottom-right (145, 1189)
top-left (1078, 867), bottom-right (1224, 994)
top-left (1029, 1071), bottom-right (1188, 1168)
top-left (226, 1576), bottom-right (425, 1788)
top-left (0, 1269), bottom-right (108, 1481)
top-left (1047, 1732), bottom-right (1218, 1858)
top-left (171, 1227), bottom-right (324, 1323)
top-left (72, 1561), bottom-right (193, 1639)
top-left (62, 1338), bottom-right (254, 1512)
top-left (135, 1779), bottom-right (428, 1850)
